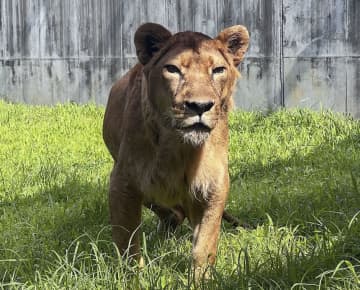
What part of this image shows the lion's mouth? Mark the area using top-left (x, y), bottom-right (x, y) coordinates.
top-left (176, 121), bottom-right (212, 146)
top-left (182, 122), bottom-right (211, 132)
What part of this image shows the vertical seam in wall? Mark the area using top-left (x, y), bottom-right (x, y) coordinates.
top-left (345, 0), bottom-right (348, 114)
top-left (176, 0), bottom-right (181, 31)
top-left (215, 0), bottom-right (218, 34)
top-left (279, 0), bottom-right (285, 107)
top-left (192, 0), bottom-right (195, 31)
top-left (345, 61), bottom-right (348, 113)
top-left (20, 0), bottom-right (25, 103)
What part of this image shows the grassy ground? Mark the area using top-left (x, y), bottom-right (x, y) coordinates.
top-left (1, 100), bottom-right (360, 289)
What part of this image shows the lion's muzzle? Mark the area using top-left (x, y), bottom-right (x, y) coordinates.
top-left (176, 113), bottom-right (214, 146)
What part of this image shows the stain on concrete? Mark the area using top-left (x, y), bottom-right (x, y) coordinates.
top-left (348, 0), bottom-right (360, 55)
top-left (47, 62), bottom-right (53, 78)
top-left (355, 61), bottom-right (360, 102)
top-left (5, 59), bottom-right (16, 85)
top-left (261, 0), bottom-right (274, 57)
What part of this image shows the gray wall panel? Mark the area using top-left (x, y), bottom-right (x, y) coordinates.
top-left (0, 59), bottom-right (23, 102)
top-left (236, 58), bottom-right (282, 110)
top-left (283, 0), bottom-right (347, 57)
top-left (284, 57), bottom-right (347, 112)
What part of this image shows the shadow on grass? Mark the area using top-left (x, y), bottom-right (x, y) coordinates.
top-left (1, 170), bottom-right (192, 281)
top-left (0, 178), bottom-right (109, 275)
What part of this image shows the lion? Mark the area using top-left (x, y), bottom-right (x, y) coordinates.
top-left (103, 22), bottom-right (249, 278)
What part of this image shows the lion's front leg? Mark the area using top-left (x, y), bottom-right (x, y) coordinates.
top-left (188, 195), bottom-right (227, 280)
top-left (109, 164), bottom-right (142, 261)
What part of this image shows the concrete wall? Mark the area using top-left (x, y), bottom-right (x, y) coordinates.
top-left (0, 0), bottom-right (359, 116)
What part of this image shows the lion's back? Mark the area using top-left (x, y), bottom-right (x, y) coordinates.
top-left (103, 64), bottom-right (143, 161)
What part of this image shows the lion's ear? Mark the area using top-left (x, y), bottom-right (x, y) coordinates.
top-left (134, 23), bottom-right (172, 65)
top-left (216, 25), bottom-right (249, 66)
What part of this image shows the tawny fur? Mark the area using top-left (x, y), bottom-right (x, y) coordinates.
top-left (103, 23), bottom-right (249, 277)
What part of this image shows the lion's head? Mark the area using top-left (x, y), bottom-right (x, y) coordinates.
top-left (135, 23), bottom-right (249, 146)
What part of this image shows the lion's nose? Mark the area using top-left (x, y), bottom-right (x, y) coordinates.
top-left (185, 100), bottom-right (214, 115)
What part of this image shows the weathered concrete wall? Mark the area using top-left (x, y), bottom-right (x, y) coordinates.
top-left (0, 0), bottom-right (359, 116)
top-left (283, 0), bottom-right (360, 116)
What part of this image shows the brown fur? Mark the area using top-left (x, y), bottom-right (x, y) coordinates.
top-left (103, 23), bottom-right (249, 277)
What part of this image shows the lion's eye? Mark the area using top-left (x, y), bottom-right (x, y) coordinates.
top-left (164, 64), bottom-right (181, 74)
top-left (212, 66), bottom-right (226, 74)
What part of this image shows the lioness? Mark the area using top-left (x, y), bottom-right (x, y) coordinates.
top-left (103, 23), bottom-right (249, 276)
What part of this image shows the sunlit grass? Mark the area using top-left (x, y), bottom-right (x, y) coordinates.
top-left (1, 101), bottom-right (360, 289)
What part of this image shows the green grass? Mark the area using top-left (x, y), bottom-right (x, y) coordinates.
top-left (1, 100), bottom-right (360, 289)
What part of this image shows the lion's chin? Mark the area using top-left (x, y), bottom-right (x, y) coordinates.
top-left (179, 123), bottom-right (212, 147)
top-left (181, 130), bottom-right (210, 146)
